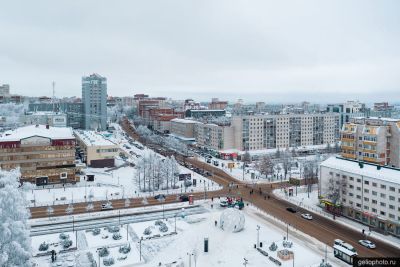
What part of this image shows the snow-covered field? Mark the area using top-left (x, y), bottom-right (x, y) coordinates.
top-left (274, 186), bottom-right (400, 249)
top-left (32, 201), bottom-right (347, 267)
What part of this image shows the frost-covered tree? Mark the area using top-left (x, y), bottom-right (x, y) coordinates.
top-left (0, 169), bottom-right (31, 267)
top-left (136, 152), bottom-right (180, 192)
top-left (255, 155), bottom-right (274, 178)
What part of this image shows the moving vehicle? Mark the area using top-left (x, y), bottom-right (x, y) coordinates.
top-left (333, 244), bottom-right (357, 265)
top-left (286, 207), bottom-right (297, 213)
top-left (301, 213), bottom-right (313, 220)
top-left (101, 202), bottom-right (113, 210)
top-left (213, 160), bottom-right (219, 166)
top-left (358, 240), bottom-right (376, 249)
top-left (206, 158), bottom-right (212, 163)
top-left (334, 239), bottom-right (357, 253)
top-left (154, 194), bottom-right (166, 200)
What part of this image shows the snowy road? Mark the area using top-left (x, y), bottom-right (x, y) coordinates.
top-left (30, 205), bottom-right (208, 236)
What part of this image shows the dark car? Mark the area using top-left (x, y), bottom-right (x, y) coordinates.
top-left (179, 195), bottom-right (189, 202)
top-left (154, 194), bottom-right (166, 200)
top-left (286, 207), bottom-right (297, 213)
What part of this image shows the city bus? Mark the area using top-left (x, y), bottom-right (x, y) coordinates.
top-left (333, 244), bottom-right (357, 265)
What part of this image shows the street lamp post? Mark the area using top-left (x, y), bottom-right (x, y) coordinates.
top-left (139, 237), bottom-right (144, 262)
top-left (256, 225), bottom-right (260, 248)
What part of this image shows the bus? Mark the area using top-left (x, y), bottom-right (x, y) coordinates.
top-left (333, 244), bottom-right (357, 265)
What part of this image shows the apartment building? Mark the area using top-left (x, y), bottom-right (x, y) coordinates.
top-left (320, 157), bottom-right (400, 237)
top-left (0, 125), bottom-right (78, 185)
top-left (74, 130), bottom-right (119, 168)
top-left (194, 123), bottom-right (235, 151)
top-left (340, 117), bottom-right (400, 168)
top-left (208, 98), bottom-right (228, 110)
top-left (231, 113), bottom-right (339, 151)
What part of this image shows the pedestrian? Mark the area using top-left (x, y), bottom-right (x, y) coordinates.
top-left (362, 229), bottom-right (365, 235)
top-left (264, 195), bottom-right (266, 200)
top-left (215, 220), bottom-right (217, 227)
top-left (211, 197), bottom-right (214, 202)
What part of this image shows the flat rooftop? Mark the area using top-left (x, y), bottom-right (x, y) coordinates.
top-left (74, 130), bottom-right (117, 147)
top-left (0, 124), bottom-right (74, 142)
top-left (321, 156), bottom-right (400, 185)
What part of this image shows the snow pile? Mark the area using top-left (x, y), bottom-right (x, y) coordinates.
top-left (220, 208), bottom-right (245, 233)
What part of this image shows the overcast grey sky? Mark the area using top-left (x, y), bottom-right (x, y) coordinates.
top-left (1, 1), bottom-right (400, 103)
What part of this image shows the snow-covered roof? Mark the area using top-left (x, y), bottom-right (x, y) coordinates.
top-left (0, 124), bottom-right (74, 142)
top-left (170, 118), bottom-right (200, 124)
top-left (321, 157), bottom-right (400, 185)
top-left (74, 130), bottom-right (117, 147)
top-left (190, 109), bottom-right (225, 112)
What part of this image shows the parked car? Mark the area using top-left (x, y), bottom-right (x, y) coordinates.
top-left (154, 194), bottom-right (166, 200)
top-left (101, 202), bottom-right (113, 210)
top-left (220, 200), bottom-right (229, 207)
top-left (358, 240), bottom-right (376, 249)
top-left (179, 195), bottom-right (189, 202)
top-left (206, 158), bottom-right (212, 163)
top-left (301, 213), bottom-right (313, 220)
top-left (286, 207), bottom-right (297, 213)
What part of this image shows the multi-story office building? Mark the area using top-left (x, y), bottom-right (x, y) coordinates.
top-left (194, 123), bottom-right (235, 151)
top-left (327, 100), bottom-right (367, 129)
top-left (185, 109), bottom-right (226, 119)
top-left (20, 111), bottom-right (67, 127)
top-left (82, 73), bottom-right (107, 131)
top-left (74, 130), bottom-right (119, 168)
top-left (0, 124), bottom-right (78, 185)
top-left (29, 102), bottom-right (84, 129)
top-left (231, 113), bottom-right (339, 151)
top-left (0, 84), bottom-right (10, 96)
top-left (340, 117), bottom-right (400, 168)
top-left (320, 156), bottom-right (400, 237)
top-left (170, 118), bottom-right (200, 141)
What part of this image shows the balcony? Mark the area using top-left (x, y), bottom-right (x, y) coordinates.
top-left (341, 152), bottom-right (356, 159)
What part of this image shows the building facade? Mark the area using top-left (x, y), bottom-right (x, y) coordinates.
top-left (170, 118), bottom-right (199, 140)
top-left (194, 123), bottom-right (235, 151)
top-left (320, 157), bottom-right (400, 237)
top-left (29, 102), bottom-right (84, 129)
top-left (20, 111), bottom-right (67, 127)
top-left (231, 113), bottom-right (340, 151)
top-left (0, 84), bottom-right (10, 96)
top-left (340, 117), bottom-right (400, 168)
top-left (82, 73), bottom-right (107, 131)
top-left (74, 130), bottom-right (119, 167)
top-left (0, 125), bottom-right (78, 185)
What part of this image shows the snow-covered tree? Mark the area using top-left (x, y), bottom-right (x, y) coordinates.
top-left (0, 169), bottom-right (31, 267)
top-left (255, 155), bottom-right (274, 179)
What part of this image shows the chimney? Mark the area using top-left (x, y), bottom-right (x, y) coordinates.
top-left (46, 124), bottom-right (49, 129)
